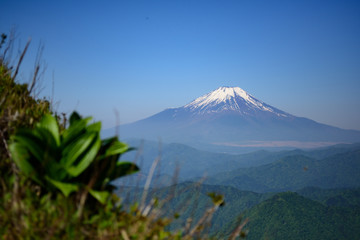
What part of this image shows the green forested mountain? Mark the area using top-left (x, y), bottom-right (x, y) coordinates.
top-left (117, 182), bottom-right (360, 239)
top-left (297, 187), bottom-right (360, 207)
top-left (115, 144), bottom-right (360, 239)
top-left (205, 148), bottom-right (360, 192)
top-left (240, 192), bottom-right (360, 240)
top-left (117, 182), bottom-right (273, 235)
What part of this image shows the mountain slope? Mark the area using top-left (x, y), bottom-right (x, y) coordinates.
top-left (117, 183), bottom-right (360, 240)
top-left (117, 182), bottom-right (274, 237)
top-left (241, 192), bottom-right (360, 240)
top-left (205, 148), bottom-right (360, 192)
top-left (297, 187), bottom-right (360, 207)
top-left (116, 86), bottom-right (360, 151)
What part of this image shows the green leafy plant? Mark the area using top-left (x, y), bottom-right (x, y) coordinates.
top-left (9, 112), bottom-right (139, 207)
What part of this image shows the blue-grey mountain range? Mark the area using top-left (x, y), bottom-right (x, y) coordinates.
top-left (110, 86), bottom-right (360, 151)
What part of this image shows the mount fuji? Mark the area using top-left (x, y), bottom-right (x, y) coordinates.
top-left (115, 87), bottom-right (360, 151)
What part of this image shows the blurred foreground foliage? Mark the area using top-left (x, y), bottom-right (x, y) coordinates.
top-left (0, 33), bottom-right (246, 239)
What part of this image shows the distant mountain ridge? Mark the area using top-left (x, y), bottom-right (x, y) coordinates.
top-left (114, 86), bottom-right (360, 151)
top-left (205, 148), bottom-right (360, 192)
top-left (115, 141), bottom-right (360, 190)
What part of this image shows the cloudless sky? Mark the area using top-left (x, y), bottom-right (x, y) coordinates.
top-left (1, 0), bottom-right (360, 130)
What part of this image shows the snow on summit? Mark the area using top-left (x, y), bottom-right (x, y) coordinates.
top-left (184, 86), bottom-right (289, 117)
top-left (189, 87), bottom-right (251, 105)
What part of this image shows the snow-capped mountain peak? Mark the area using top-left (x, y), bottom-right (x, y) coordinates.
top-left (186, 86), bottom-right (250, 105)
top-left (184, 86), bottom-right (288, 117)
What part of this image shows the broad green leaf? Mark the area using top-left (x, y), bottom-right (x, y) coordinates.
top-left (33, 128), bottom-right (60, 157)
top-left (105, 140), bottom-right (128, 156)
top-left (101, 137), bottom-right (117, 147)
top-left (97, 137), bottom-right (116, 158)
top-left (37, 114), bottom-right (60, 146)
top-left (45, 176), bottom-right (78, 197)
top-left (9, 141), bottom-right (41, 184)
top-left (89, 189), bottom-right (109, 204)
top-left (98, 139), bottom-right (129, 160)
top-left (87, 121), bottom-right (101, 133)
top-left (11, 130), bottom-right (46, 163)
top-left (46, 159), bottom-right (67, 181)
top-left (62, 117), bottom-right (92, 146)
top-left (61, 132), bottom-right (98, 168)
top-left (66, 137), bottom-right (101, 177)
top-left (117, 161), bottom-right (139, 170)
top-left (69, 111), bottom-right (81, 125)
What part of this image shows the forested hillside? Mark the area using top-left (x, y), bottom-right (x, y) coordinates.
top-left (205, 148), bottom-right (360, 192)
top-left (243, 191), bottom-right (360, 240)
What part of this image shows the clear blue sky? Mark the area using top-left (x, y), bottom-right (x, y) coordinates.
top-left (1, 0), bottom-right (360, 130)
